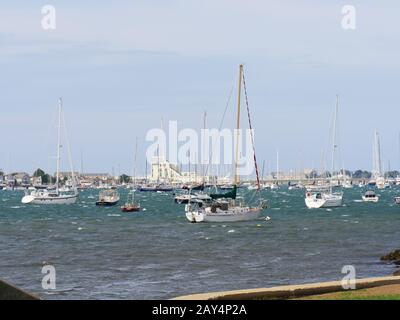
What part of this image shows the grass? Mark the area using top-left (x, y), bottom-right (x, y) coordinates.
top-left (296, 288), bottom-right (400, 300)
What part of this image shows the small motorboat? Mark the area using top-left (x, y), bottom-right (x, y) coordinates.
top-left (394, 197), bottom-right (400, 205)
top-left (362, 190), bottom-right (379, 202)
top-left (96, 190), bottom-right (120, 206)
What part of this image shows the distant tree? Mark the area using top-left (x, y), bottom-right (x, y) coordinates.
top-left (305, 170), bottom-right (318, 179)
top-left (353, 170), bottom-right (371, 179)
top-left (386, 171), bottom-right (399, 178)
top-left (42, 174), bottom-right (50, 184)
top-left (340, 169), bottom-right (352, 177)
top-left (33, 168), bottom-right (45, 177)
top-left (0, 170), bottom-right (4, 176)
top-left (119, 174), bottom-right (130, 183)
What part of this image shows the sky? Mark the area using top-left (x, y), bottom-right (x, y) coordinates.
top-left (1, 1), bottom-right (400, 176)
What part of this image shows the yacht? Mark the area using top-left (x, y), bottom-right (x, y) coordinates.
top-left (21, 98), bottom-right (78, 205)
top-left (185, 65), bottom-right (266, 222)
top-left (305, 96), bottom-right (343, 209)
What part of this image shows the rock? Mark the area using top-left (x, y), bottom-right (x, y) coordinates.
top-left (381, 250), bottom-right (400, 261)
top-left (393, 270), bottom-right (400, 276)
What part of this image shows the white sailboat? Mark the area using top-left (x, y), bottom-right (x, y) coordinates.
top-left (305, 95), bottom-right (343, 209)
top-left (185, 65), bottom-right (266, 222)
top-left (371, 131), bottom-right (388, 189)
top-left (22, 98), bottom-right (78, 205)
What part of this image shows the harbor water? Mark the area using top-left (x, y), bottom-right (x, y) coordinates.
top-left (1, 187), bottom-right (400, 299)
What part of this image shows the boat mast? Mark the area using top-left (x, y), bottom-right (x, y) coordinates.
top-left (133, 137), bottom-right (138, 188)
top-left (234, 64), bottom-right (243, 186)
top-left (375, 131), bottom-right (382, 176)
top-left (202, 110), bottom-right (207, 184)
top-left (330, 95), bottom-right (339, 192)
top-left (56, 98), bottom-right (62, 194)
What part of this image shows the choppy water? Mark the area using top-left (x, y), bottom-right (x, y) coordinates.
top-left (1, 186), bottom-right (400, 299)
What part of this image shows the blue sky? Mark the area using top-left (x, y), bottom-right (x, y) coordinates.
top-left (1, 1), bottom-right (400, 176)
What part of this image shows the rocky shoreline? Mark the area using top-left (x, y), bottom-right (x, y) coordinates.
top-left (381, 250), bottom-right (400, 276)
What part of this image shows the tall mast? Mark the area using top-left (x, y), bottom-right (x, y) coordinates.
top-left (377, 131), bottom-right (381, 175)
top-left (56, 98), bottom-right (62, 194)
top-left (372, 139), bottom-right (376, 176)
top-left (133, 137), bottom-right (138, 187)
top-left (202, 111), bottom-right (207, 184)
top-left (374, 130), bottom-right (381, 176)
top-left (234, 64), bottom-right (243, 185)
top-left (330, 95), bottom-right (339, 191)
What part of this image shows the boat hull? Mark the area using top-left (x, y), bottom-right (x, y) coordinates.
top-left (362, 196), bottom-right (379, 203)
top-left (22, 194), bottom-right (78, 205)
top-left (305, 195), bottom-right (343, 209)
top-left (96, 201), bottom-right (119, 206)
top-left (121, 206), bottom-right (141, 212)
top-left (185, 208), bottom-right (260, 223)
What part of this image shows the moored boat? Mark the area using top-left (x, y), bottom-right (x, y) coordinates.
top-left (362, 190), bottom-right (379, 202)
top-left (305, 190), bottom-right (343, 209)
top-left (96, 190), bottom-right (120, 206)
top-left (121, 139), bottom-right (141, 212)
top-left (121, 203), bottom-right (141, 212)
top-left (21, 98), bottom-right (78, 205)
top-left (184, 65), bottom-right (267, 223)
top-left (304, 95), bottom-right (343, 209)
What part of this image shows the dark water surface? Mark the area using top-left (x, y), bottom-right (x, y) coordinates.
top-left (1, 187), bottom-right (400, 299)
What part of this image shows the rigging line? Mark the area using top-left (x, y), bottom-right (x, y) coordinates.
top-left (242, 69), bottom-right (261, 193)
top-left (61, 105), bottom-right (77, 191)
top-left (203, 86), bottom-right (234, 178)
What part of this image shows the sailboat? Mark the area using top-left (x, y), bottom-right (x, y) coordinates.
top-left (21, 98), bottom-right (79, 204)
top-left (121, 138), bottom-right (141, 212)
top-left (185, 65), bottom-right (266, 222)
top-left (305, 95), bottom-right (343, 209)
top-left (371, 131), bottom-right (388, 189)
